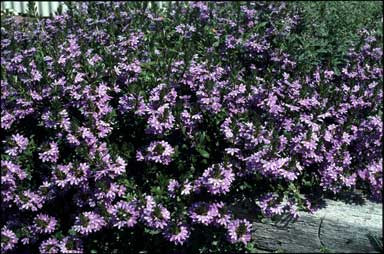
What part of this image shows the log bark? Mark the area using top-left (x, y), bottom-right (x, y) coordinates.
top-left (233, 198), bottom-right (382, 253)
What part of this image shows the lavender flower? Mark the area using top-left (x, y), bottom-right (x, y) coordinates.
top-left (257, 193), bottom-right (285, 217)
top-left (108, 200), bottom-right (139, 229)
top-left (188, 202), bottom-right (218, 225)
top-left (72, 212), bottom-right (106, 235)
top-left (59, 237), bottom-right (84, 254)
top-left (14, 190), bottom-right (44, 212)
top-left (67, 163), bottom-right (90, 186)
top-left (167, 179), bottom-right (180, 198)
top-left (181, 181), bottom-right (193, 196)
top-left (226, 219), bottom-right (252, 244)
top-left (201, 163), bottom-right (235, 195)
top-left (33, 214), bottom-right (57, 234)
top-left (137, 141), bottom-right (175, 165)
top-left (213, 202), bottom-right (232, 227)
top-left (146, 104), bottom-right (175, 135)
top-left (175, 24), bottom-right (196, 38)
top-left (1, 227), bottom-right (18, 253)
top-left (38, 142), bottom-right (59, 163)
top-left (0, 2), bottom-right (382, 251)
top-left (163, 222), bottom-right (190, 245)
top-left (142, 200), bottom-right (171, 230)
top-left (358, 160), bottom-right (382, 200)
top-left (39, 237), bottom-right (60, 254)
top-left (5, 133), bottom-right (28, 156)
top-left (1, 160), bottom-right (27, 182)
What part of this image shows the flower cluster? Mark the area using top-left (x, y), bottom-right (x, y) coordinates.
top-left (33, 214), bottom-right (57, 234)
top-left (0, 1), bottom-right (382, 253)
top-left (38, 142), bottom-right (59, 163)
top-left (188, 202), bottom-right (219, 225)
top-left (1, 227), bottom-right (18, 253)
top-left (163, 222), bottom-right (191, 245)
top-left (136, 141), bottom-right (175, 165)
top-left (199, 163), bottom-right (235, 195)
top-left (108, 200), bottom-right (139, 229)
top-left (142, 196), bottom-right (171, 230)
top-left (4, 134), bottom-right (28, 157)
top-left (72, 212), bottom-right (106, 236)
top-left (226, 219), bottom-right (252, 245)
top-left (257, 193), bottom-right (299, 219)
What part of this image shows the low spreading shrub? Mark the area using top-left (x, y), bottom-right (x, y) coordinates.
top-left (1, 2), bottom-right (382, 253)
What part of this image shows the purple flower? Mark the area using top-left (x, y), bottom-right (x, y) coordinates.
top-left (142, 200), bottom-right (170, 230)
top-left (1, 227), bottom-right (18, 253)
top-left (225, 148), bottom-right (240, 156)
top-left (127, 59), bottom-right (142, 74)
top-left (188, 202), bottom-right (218, 225)
top-left (213, 202), bottom-right (232, 227)
top-left (138, 141), bottom-right (175, 165)
top-left (39, 237), bottom-right (60, 254)
top-left (31, 68), bottom-right (42, 81)
top-left (249, 157), bottom-right (299, 181)
top-left (14, 190), bottom-right (44, 212)
top-left (358, 160), bottom-right (382, 200)
top-left (167, 179), bottom-right (180, 198)
top-left (201, 163), bottom-right (235, 195)
top-left (0, 2), bottom-right (382, 250)
top-left (181, 181), bottom-right (193, 196)
top-left (163, 222), bottom-right (190, 245)
top-left (108, 200), bottom-right (139, 229)
top-left (175, 24), bottom-right (196, 38)
top-left (179, 110), bottom-right (202, 138)
top-left (33, 214), bottom-right (57, 234)
top-left (74, 72), bottom-right (85, 83)
top-left (5, 133), bottom-right (28, 156)
top-left (59, 237), bottom-right (84, 254)
top-left (38, 142), bottom-right (59, 163)
top-left (226, 219), bottom-right (252, 244)
top-left (1, 160), bottom-right (27, 182)
top-left (53, 163), bottom-right (71, 188)
top-left (72, 212), bottom-right (106, 235)
top-left (257, 193), bottom-right (283, 217)
top-left (67, 163), bottom-right (90, 186)
top-left (109, 156), bottom-right (127, 176)
top-left (88, 54), bottom-right (102, 66)
top-left (146, 104), bottom-right (175, 135)
top-left (1, 112), bottom-right (15, 130)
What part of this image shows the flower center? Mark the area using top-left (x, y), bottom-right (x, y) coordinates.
top-left (56, 169), bottom-right (66, 180)
top-left (2, 166), bottom-right (8, 176)
top-left (36, 218), bottom-right (48, 228)
top-left (219, 206), bottom-right (227, 216)
top-left (195, 204), bottom-right (208, 215)
top-left (213, 168), bottom-right (223, 179)
top-left (117, 208), bottom-right (131, 220)
top-left (160, 108), bottom-right (170, 122)
top-left (74, 167), bottom-right (84, 177)
top-left (65, 239), bottom-right (75, 250)
top-left (170, 224), bottom-right (181, 234)
top-left (154, 144), bottom-right (165, 155)
top-left (19, 193), bottom-right (30, 203)
top-left (236, 223), bottom-right (247, 236)
top-left (80, 214), bottom-right (90, 227)
top-left (153, 206), bottom-right (163, 219)
top-left (46, 244), bottom-right (56, 251)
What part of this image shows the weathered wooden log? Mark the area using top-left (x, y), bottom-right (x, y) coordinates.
top-left (233, 198), bottom-right (382, 253)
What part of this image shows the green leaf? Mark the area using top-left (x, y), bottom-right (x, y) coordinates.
top-left (197, 148), bottom-right (210, 158)
top-left (199, 132), bottom-right (206, 144)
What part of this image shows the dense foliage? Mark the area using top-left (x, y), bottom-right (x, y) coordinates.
top-left (1, 2), bottom-right (382, 253)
